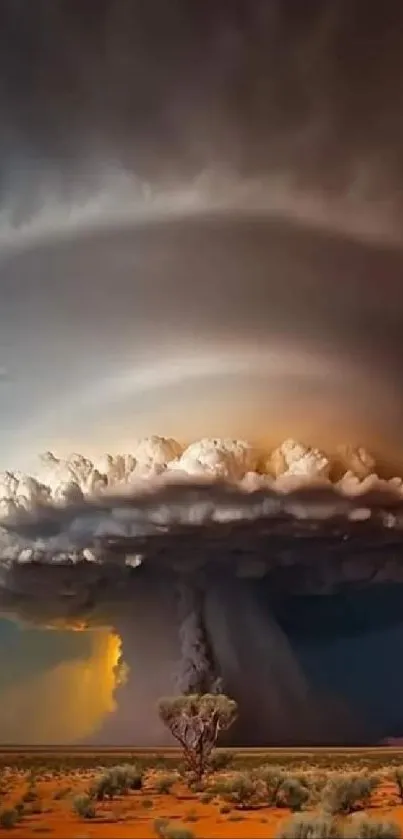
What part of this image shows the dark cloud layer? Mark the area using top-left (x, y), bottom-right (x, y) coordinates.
top-left (1, 476), bottom-right (403, 746)
top-left (4, 480), bottom-right (403, 591)
top-left (1, 0), bottom-right (403, 202)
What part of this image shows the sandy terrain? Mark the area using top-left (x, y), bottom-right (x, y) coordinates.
top-left (0, 748), bottom-right (402, 838)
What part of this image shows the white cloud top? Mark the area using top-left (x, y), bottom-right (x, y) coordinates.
top-left (0, 435), bottom-right (402, 526)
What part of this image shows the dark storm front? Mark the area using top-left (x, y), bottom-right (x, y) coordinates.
top-left (3, 480), bottom-right (403, 746)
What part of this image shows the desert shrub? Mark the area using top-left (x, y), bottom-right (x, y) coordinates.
top-left (222, 772), bottom-right (265, 809)
top-left (209, 751), bottom-right (234, 772)
top-left (219, 803), bottom-right (232, 814)
top-left (321, 773), bottom-right (379, 815)
top-left (306, 772), bottom-right (329, 801)
top-left (200, 792), bottom-right (213, 803)
top-left (154, 818), bottom-right (170, 837)
top-left (255, 765), bottom-right (286, 805)
top-left (0, 808), bottom-right (20, 829)
top-left (22, 785), bottom-right (38, 803)
top-left (72, 794), bottom-right (97, 820)
top-left (207, 777), bottom-right (233, 797)
top-left (276, 776), bottom-right (310, 812)
top-left (154, 819), bottom-right (195, 839)
top-left (275, 812), bottom-right (341, 838)
top-left (393, 768), bottom-right (403, 802)
top-left (158, 693), bottom-right (237, 780)
top-left (89, 772), bottom-right (117, 801)
top-left (89, 764), bottom-right (142, 800)
top-left (187, 778), bottom-right (205, 793)
top-left (220, 772), bottom-right (262, 808)
top-left (142, 798), bottom-right (154, 809)
top-left (109, 764), bottom-right (143, 793)
top-left (154, 773), bottom-right (176, 794)
top-left (344, 814), bottom-right (402, 838)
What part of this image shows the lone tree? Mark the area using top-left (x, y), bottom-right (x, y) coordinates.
top-left (158, 693), bottom-right (238, 780)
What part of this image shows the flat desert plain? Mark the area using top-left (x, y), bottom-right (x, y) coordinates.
top-left (0, 748), bottom-right (402, 837)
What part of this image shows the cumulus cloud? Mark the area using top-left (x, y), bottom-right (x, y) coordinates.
top-left (0, 434), bottom-right (400, 520)
top-left (1, 435), bottom-right (403, 589)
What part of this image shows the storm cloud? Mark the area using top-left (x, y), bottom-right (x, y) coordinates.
top-left (2, 0), bottom-right (403, 745)
top-left (1, 438), bottom-right (403, 745)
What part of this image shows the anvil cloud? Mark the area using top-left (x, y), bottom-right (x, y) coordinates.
top-left (1, 437), bottom-right (403, 746)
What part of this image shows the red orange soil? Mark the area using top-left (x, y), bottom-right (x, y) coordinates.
top-left (1, 750), bottom-right (403, 838)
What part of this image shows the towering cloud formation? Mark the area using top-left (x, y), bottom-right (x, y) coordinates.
top-left (1, 435), bottom-right (403, 744)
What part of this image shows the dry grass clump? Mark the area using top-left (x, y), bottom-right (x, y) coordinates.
top-left (207, 768), bottom-right (310, 811)
top-left (276, 776), bottom-right (311, 811)
top-left (88, 763), bottom-right (143, 800)
top-left (208, 751), bottom-right (234, 772)
top-left (254, 764), bottom-right (286, 805)
top-left (209, 771), bottom-right (262, 808)
top-left (321, 772), bottom-right (379, 814)
top-left (153, 773), bottom-right (177, 794)
top-left (275, 812), bottom-right (341, 838)
top-left (72, 794), bottom-right (97, 820)
top-left (154, 817), bottom-right (195, 839)
top-left (393, 768), bottom-right (403, 802)
top-left (276, 812), bottom-right (402, 839)
top-left (0, 807), bottom-right (21, 830)
top-left (344, 813), bottom-right (402, 838)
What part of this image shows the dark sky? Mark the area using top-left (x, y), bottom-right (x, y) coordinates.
top-left (2, 0), bottom-right (403, 744)
top-left (1, 1), bottom-right (403, 468)
top-left (1, 0), bottom-right (403, 193)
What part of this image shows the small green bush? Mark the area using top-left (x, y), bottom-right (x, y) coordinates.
top-left (112, 763), bottom-right (143, 793)
top-left (142, 798), bottom-right (154, 809)
top-left (306, 772), bottom-right (329, 802)
top-left (88, 772), bottom-right (117, 801)
top-left (344, 814), bottom-right (402, 838)
top-left (255, 765), bottom-right (286, 805)
top-left (220, 772), bottom-right (261, 808)
top-left (22, 785), bottom-right (38, 803)
top-left (0, 808), bottom-right (20, 829)
top-left (72, 794), bottom-right (97, 820)
top-left (276, 776), bottom-right (310, 812)
top-left (154, 773), bottom-right (176, 794)
top-left (394, 768), bottom-right (403, 802)
top-left (89, 764), bottom-right (143, 800)
top-left (275, 812), bottom-right (341, 838)
top-left (321, 773), bottom-right (379, 815)
top-left (154, 819), bottom-right (195, 839)
top-left (154, 818), bottom-right (170, 837)
top-left (209, 751), bottom-right (234, 772)
top-left (161, 827), bottom-right (195, 839)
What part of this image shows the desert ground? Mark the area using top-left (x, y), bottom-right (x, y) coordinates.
top-left (0, 748), bottom-right (402, 837)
